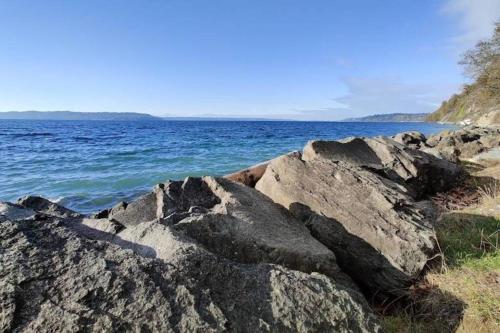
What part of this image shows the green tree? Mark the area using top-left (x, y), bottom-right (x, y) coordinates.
top-left (459, 22), bottom-right (500, 80)
top-left (459, 22), bottom-right (500, 97)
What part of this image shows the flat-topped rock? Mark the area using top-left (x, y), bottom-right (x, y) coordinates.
top-left (256, 154), bottom-right (438, 297)
top-left (303, 136), bottom-right (462, 198)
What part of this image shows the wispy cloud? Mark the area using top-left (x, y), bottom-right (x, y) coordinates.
top-left (292, 77), bottom-right (458, 121)
top-left (443, 0), bottom-right (500, 52)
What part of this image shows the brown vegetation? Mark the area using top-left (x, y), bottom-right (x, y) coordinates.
top-left (427, 23), bottom-right (500, 124)
top-left (382, 164), bottom-right (500, 332)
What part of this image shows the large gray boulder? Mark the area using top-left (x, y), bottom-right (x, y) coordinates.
top-left (255, 154), bottom-right (437, 297)
top-left (303, 136), bottom-right (462, 198)
top-left (98, 176), bottom-right (352, 286)
top-left (392, 131), bottom-right (427, 149)
top-left (100, 177), bottom-right (222, 227)
top-left (425, 126), bottom-right (500, 161)
top-left (0, 202), bottom-right (381, 332)
top-left (171, 177), bottom-right (345, 280)
top-left (16, 195), bottom-right (82, 218)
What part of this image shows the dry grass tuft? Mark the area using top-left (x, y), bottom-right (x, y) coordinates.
top-left (474, 181), bottom-right (500, 217)
top-left (382, 175), bottom-right (500, 332)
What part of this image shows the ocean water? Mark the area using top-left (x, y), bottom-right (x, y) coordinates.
top-left (0, 120), bottom-right (454, 213)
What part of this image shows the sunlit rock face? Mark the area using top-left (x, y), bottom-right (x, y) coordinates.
top-left (0, 188), bottom-right (380, 332)
top-left (256, 151), bottom-right (438, 297)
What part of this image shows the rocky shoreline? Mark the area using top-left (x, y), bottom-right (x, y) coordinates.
top-left (1, 126), bottom-right (499, 332)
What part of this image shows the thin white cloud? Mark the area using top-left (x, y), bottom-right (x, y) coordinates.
top-left (443, 0), bottom-right (500, 51)
top-left (292, 77), bottom-right (458, 121)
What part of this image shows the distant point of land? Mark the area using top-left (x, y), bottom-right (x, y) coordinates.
top-left (0, 111), bottom-right (159, 121)
top-left (342, 113), bottom-right (429, 122)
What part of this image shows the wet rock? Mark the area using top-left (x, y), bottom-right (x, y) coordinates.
top-left (256, 154), bottom-right (437, 297)
top-left (302, 136), bottom-right (462, 198)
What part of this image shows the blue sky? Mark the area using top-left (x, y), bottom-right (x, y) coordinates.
top-left (1, 0), bottom-right (499, 120)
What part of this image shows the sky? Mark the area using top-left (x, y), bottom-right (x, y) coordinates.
top-left (0, 0), bottom-right (499, 120)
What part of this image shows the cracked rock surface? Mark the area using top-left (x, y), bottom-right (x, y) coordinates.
top-left (302, 136), bottom-right (462, 199)
top-left (256, 153), bottom-right (438, 296)
top-left (1, 187), bottom-right (380, 332)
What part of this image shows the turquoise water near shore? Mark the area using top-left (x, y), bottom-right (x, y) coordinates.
top-left (0, 120), bottom-right (454, 213)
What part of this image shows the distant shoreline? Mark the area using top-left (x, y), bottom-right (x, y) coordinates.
top-left (0, 111), bottom-right (159, 121)
top-left (342, 112), bottom-right (429, 122)
top-left (1, 117), bottom-right (432, 123)
top-left (1, 110), bottom-right (433, 122)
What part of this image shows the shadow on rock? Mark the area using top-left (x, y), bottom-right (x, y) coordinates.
top-left (1, 213), bottom-right (382, 332)
top-left (289, 202), bottom-right (430, 300)
top-left (69, 217), bottom-right (159, 259)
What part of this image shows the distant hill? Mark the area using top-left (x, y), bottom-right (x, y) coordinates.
top-left (426, 74), bottom-right (500, 125)
top-left (426, 86), bottom-right (500, 125)
top-left (342, 113), bottom-right (428, 122)
top-left (0, 111), bottom-right (159, 121)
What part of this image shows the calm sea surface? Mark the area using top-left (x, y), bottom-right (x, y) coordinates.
top-left (0, 120), bottom-right (454, 213)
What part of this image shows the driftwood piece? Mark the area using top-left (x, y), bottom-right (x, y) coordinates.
top-left (224, 151), bottom-right (301, 187)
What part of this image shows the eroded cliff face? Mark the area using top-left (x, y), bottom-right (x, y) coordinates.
top-left (426, 33), bottom-right (500, 126)
top-left (2, 128), bottom-right (484, 332)
top-left (426, 87), bottom-right (500, 126)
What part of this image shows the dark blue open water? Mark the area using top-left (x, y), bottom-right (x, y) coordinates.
top-left (0, 120), bottom-right (454, 213)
